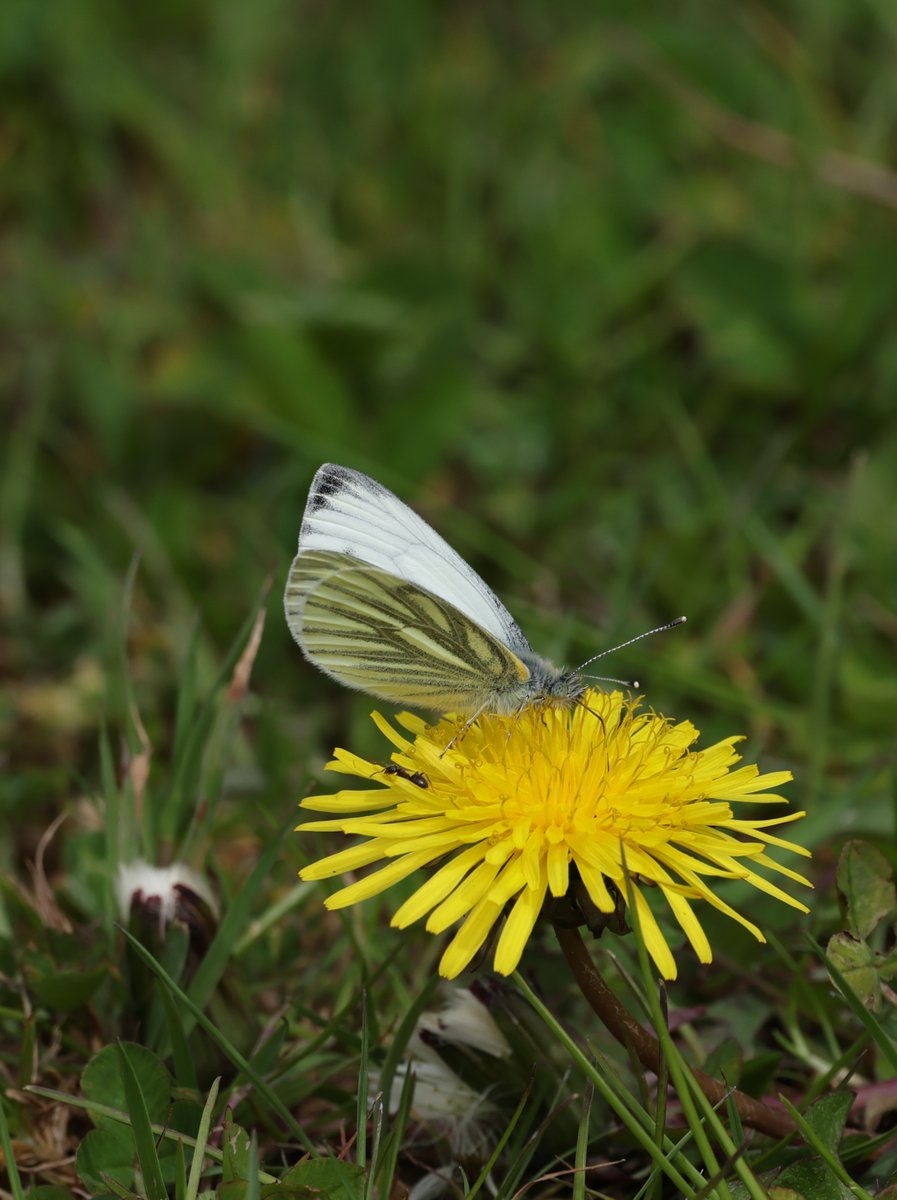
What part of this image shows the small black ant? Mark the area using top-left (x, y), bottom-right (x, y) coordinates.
top-left (382, 763), bottom-right (430, 788)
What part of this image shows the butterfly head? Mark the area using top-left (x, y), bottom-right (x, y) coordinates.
top-left (516, 653), bottom-right (588, 708)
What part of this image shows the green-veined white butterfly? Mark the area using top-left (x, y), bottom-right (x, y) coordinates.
top-left (284, 463), bottom-right (684, 718)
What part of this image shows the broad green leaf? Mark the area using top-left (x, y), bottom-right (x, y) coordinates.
top-left (826, 932), bottom-right (880, 1010)
top-left (24, 961), bottom-right (108, 1011)
top-left (75, 1125), bottom-right (136, 1194)
top-left (281, 1157), bottom-right (366, 1198)
top-left (837, 840), bottom-right (896, 940)
top-left (802, 1092), bottom-right (853, 1154)
top-left (221, 1112), bottom-right (253, 1185)
top-left (768, 1157), bottom-right (854, 1198)
top-left (82, 1043), bottom-right (172, 1131)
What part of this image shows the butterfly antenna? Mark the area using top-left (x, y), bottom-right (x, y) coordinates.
top-left (580, 673), bottom-right (640, 688)
top-left (575, 616), bottom-right (686, 673)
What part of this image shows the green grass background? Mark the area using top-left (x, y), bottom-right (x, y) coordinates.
top-left (2, 0), bottom-right (897, 1191)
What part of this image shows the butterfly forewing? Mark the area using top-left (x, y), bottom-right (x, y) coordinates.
top-left (299, 464), bottom-right (532, 655)
top-left (285, 550), bottom-right (530, 711)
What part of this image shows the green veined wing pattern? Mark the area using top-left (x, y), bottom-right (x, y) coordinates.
top-left (285, 550), bottom-right (529, 710)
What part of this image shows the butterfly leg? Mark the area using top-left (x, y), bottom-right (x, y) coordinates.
top-left (440, 703), bottom-right (490, 756)
top-left (502, 699), bottom-right (538, 747)
top-left (574, 695), bottom-right (607, 736)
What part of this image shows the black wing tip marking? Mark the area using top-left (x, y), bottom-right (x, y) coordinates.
top-left (308, 463), bottom-right (348, 513)
top-left (307, 463), bottom-right (388, 514)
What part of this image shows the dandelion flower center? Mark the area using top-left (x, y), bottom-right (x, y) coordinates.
top-left (299, 691), bottom-right (811, 980)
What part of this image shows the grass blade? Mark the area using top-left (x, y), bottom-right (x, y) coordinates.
top-left (185, 1077), bottom-right (220, 1200)
top-left (119, 926), bottom-right (316, 1153)
top-left (114, 1041), bottom-right (169, 1200)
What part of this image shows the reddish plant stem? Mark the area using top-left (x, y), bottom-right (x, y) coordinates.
top-left (554, 924), bottom-right (794, 1140)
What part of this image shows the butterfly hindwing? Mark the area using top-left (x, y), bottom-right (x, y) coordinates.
top-left (285, 549), bottom-right (531, 711)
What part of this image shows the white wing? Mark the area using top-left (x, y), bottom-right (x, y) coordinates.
top-left (295, 464), bottom-right (532, 654)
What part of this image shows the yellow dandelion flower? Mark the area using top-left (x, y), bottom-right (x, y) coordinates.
top-left (298, 690), bottom-right (811, 980)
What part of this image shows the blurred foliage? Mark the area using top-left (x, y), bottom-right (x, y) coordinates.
top-left (1, 0), bottom-right (897, 1193)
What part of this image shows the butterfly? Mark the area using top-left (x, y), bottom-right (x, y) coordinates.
top-left (284, 463), bottom-right (683, 719)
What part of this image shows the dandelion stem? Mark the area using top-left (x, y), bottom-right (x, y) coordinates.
top-left (554, 924), bottom-right (794, 1140)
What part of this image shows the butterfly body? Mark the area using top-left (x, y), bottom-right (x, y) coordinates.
top-left (284, 463), bottom-right (587, 716)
